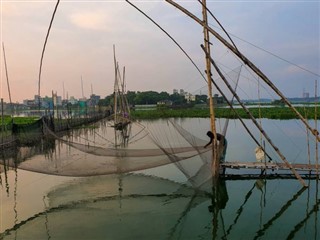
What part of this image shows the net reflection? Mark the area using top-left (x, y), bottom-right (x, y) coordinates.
top-left (1, 172), bottom-right (319, 240)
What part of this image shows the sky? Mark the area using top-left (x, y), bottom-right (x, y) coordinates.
top-left (0, 0), bottom-right (319, 103)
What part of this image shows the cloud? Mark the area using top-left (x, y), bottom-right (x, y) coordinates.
top-left (69, 10), bottom-right (109, 31)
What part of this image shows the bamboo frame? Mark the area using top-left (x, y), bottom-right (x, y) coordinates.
top-left (201, 44), bottom-right (307, 187)
top-left (165, 0), bottom-right (319, 143)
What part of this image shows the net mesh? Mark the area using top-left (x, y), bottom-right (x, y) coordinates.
top-left (1, 119), bottom-right (215, 183)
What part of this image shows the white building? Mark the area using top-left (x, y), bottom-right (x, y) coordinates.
top-left (184, 93), bottom-right (196, 102)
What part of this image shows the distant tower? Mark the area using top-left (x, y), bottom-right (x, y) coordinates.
top-left (63, 82), bottom-right (65, 100)
top-left (81, 76), bottom-right (84, 99)
top-left (303, 88), bottom-right (309, 99)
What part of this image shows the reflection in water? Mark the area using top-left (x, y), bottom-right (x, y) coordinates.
top-left (316, 180), bottom-right (319, 240)
top-left (1, 174), bottom-right (213, 239)
top-left (42, 196), bottom-right (51, 240)
top-left (210, 179), bottom-right (229, 240)
top-left (287, 199), bottom-right (320, 239)
top-left (254, 186), bottom-right (307, 239)
top-left (1, 171), bottom-right (319, 239)
top-left (0, 135), bottom-right (57, 202)
top-left (13, 169), bottom-right (18, 240)
top-left (224, 181), bottom-right (256, 238)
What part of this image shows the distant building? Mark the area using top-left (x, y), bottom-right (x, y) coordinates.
top-left (173, 89), bottom-right (178, 94)
top-left (184, 93), bottom-right (196, 103)
top-left (34, 95), bottom-right (40, 103)
top-left (62, 99), bottom-right (69, 107)
top-left (69, 96), bottom-right (78, 105)
top-left (23, 99), bottom-right (36, 107)
top-left (179, 89), bottom-right (185, 96)
top-left (56, 96), bottom-right (62, 106)
top-left (42, 96), bottom-right (53, 109)
top-left (88, 94), bottom-right (101, 106)
top-left (213, 94), bottom-right (225, 105)
top-left (157, 100), bottom-right (173, 106)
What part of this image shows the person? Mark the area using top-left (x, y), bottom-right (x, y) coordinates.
top-left (204, 131), bottom-right (228, 163)
top-left (204, 131), bottom-right (224, 148)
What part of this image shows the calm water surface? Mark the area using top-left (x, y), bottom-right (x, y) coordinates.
top-left (1, 118), bottom-right (319, 240)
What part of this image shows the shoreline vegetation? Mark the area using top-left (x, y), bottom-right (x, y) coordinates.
top-left (0, 106), bottom-right (319, 125)
top-left (131, 106), bottom-right (320, 120)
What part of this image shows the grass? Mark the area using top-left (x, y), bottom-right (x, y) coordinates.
top-left (0, 116), bottom-right (40, 125)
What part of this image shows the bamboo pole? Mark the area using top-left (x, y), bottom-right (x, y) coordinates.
top-left (304, 107), bottom-right (311, 171)
top-left (2, 43), bottom-right (12, 109)
top-left (113, 45), bottom-right (118, 124)
top-left (315, 80), bottom-right (318, 176)
top-left (38, 0), bottom-right (60, 111)
top-left (201, 45), bottom-right (307, 187)
top-left (165, 0), bottom-right (319, 142)
top-left (201, 61), bottom-right (273, 161)
top-left (1, 98), bottom-right (3, 144)
top-left (201, 0), bottom-right (219, 177)
top-left (113, 45), bottom-right (118, 147)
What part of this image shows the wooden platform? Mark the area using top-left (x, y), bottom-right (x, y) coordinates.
top-left (220, 161), bottom-right (320, 180)
top-left (221, 161), bottom-right (320, 172)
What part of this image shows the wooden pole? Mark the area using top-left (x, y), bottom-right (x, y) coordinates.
top-left (1, 98), bottom-right (3, 144)
top-left (113, 45), bottom-right (118, 123)
top-left (315, 80), bottom-right (318, 176)
top-left (38, 0), bottom-right (60, 112)
top-left (2, 43), bottom-right (12, 111)
top-left (113, 45), bottom-right (118, 147)
top-left (202, 0), bottom-right (219, 177)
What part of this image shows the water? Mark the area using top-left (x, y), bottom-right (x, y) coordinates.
top-left (0, 118), bottom-right (319, 239)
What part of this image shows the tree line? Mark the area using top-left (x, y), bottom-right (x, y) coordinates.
top-left (98, 91), bottom-right (208, 106)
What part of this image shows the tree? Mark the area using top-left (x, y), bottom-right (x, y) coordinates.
top-left (100, 90), bottom-right (191, 106)
top-left (159, 91), bottom-right (170, 101)
top-left (126, 91), bottom-right (136, 105)
top-left (195, 94), bottom-right (208, 104)
top-left (169, 92), bottom-right (186, 105)
top-left (134, 91), bottom-right (160, 104)
top-left (98, 95), bottom-right (113, 106)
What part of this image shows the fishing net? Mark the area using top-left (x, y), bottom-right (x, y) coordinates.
top-left (0, 64), bottom-right (243, 187)
top-left (0, 118), bottom-right (217, 184)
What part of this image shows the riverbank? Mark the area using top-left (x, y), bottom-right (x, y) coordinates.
top-left (131, 106), bottom-right (320, 120)
top-left (1, 106), bottom-right (319, 125)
